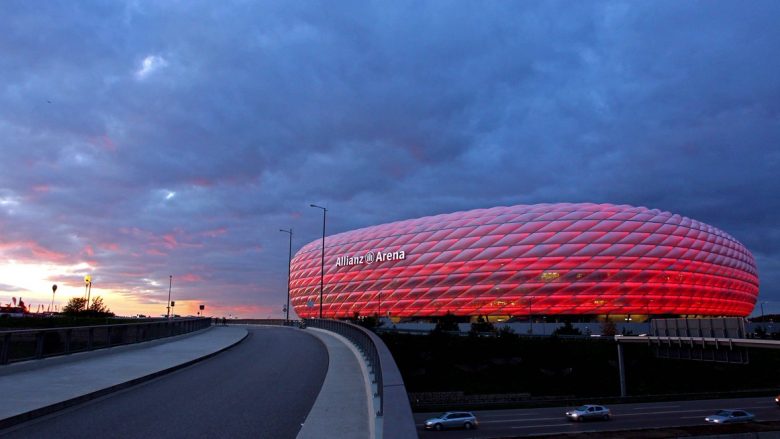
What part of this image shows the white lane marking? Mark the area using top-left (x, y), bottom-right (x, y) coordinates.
top-left (477, 412), bottom-right (547, 419)
top-left (480, 417), bottom-right (564, 424)
top-left (617, 404), bottom-right (772, 417)
top-left (619, 409), bottom-right (712, 416)
top-left (510, 423), bottom-right (581, 429)
top-left (680, 415), bottom-right (764, 422)
top-left (632, 405), bottom-right (680, 410)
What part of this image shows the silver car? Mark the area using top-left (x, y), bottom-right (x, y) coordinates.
top-left (704, 409), bottom-right (755, 424)
top-left (423, 411), bottom-right (478, 431)
top-left (565, 404), bottom-right (611, 421)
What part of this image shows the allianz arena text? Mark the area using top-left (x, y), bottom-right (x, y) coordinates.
top-left (290, 203), bottom-right (759, 319)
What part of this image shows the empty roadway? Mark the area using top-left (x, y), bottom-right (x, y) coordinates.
top-left (0, 326), bottom-right (328, 439)
top-left (416, 396), bottom-right (780, 437)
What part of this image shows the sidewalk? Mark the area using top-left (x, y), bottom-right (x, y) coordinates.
top-left (298, 328), bottom-right (373, 439)
top-left (0, 326), bottom-right (247, 429)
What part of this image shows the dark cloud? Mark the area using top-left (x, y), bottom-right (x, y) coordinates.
top-left (1, 1), bottom-right (778, 316)
top-left (0, 283), bottom-right (26, 293)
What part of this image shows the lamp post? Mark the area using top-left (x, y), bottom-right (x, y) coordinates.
top-left (761, 301), bottom-right (768, 334)
top-left (280, 228), bottom-right (293, 323)
top-left (50, 284), bottom-right (57, 313)
top-left (84, 275), bottom-right (92, 309)
top-left (310, 204), bottom-right (327, 319)
top-left (167, 275), bottom-right (173, 318)
top-left (761, 301), bottom-right (766, 321)
top-left (528, 296), bottom-right (533, 335)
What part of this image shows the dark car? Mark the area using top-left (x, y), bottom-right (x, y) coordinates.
top-left (775, 395), bottom-right (780, 406)
top-left (423, 412), bottom-right (478, 431)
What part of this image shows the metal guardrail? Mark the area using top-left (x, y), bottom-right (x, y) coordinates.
top-left (613, 334), bottom-right (780, 397)
top-left (0, 318), bottom-right (211, 365)
top-left (305, 318), bottom-right (417, 439)
top-left (616, 335), bottom-right (780, 349)
top-left (651, 317), bottom-right (747, 338)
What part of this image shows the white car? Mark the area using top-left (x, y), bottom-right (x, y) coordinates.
top-left (704, 409), bottom-right (755, 424)
top-left (565, 404), bottom-right (611, 421)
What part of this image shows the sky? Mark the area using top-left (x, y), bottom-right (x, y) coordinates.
top-left (1, 1), bottom-right (778, 318)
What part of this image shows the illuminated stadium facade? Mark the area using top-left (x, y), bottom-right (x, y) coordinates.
top-left (290, 203), bottom-right (759, 320)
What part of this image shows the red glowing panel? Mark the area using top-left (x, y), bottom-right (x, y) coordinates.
top-left (290, 203), bottom-right (759, 318)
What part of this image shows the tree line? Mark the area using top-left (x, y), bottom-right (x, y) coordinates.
top-left (61, 296), bottom-right (114, 317)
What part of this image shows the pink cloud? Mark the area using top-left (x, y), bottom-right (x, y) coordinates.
top-left (120, 228), bottom-right (209, 262)
top-left (179, 273), bottom-right (202, 282)
top-left (145, 248), bottom-right (167, 257)
top-left (0, 241), bottom-right (69, 263)
top-left (100, 242), bottom-right (120, 251)
top-left (161, 234), bottom-right (178, 248)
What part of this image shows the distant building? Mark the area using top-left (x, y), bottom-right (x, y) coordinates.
top-left (0, 306), bottom-right (27, 318)
top-left (290, 203), bottom-right (759, 320)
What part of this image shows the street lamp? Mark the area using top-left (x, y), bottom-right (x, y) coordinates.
top-left (167, 275), bottom-right (173, 318)
top-left (84, 275), bottom-right (92, 309)
top-left (50, 284), bottom-right (57, 313)
top-left (310, 204), bottom-right (327, 319)
top-left (280, 228), bottom-right (293, 323)
top-left (527, 296), bottom-right (533, 335)
top-left (760, 301), bottom-right (769, 334)
top-left (761, 301), bottom-right (767, 321)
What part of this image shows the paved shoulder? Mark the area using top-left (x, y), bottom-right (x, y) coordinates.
top-left (0, 326), bottom-right (247, 427)
top-left (298, 328), bottom-right (372, 439)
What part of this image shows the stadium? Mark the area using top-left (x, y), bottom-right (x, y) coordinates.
top-left (289, 203), bottom-right (759, 321)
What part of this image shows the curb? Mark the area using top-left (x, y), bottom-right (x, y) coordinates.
top-left (298, 328), bottom-right (370, 439)
top-left (0, 329), bottom-right (249, 430)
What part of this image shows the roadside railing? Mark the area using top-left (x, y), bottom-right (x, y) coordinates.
top-left (305, 318), bottom-right (416, 439)
top-left (0, 318), bottom-right (211, 365)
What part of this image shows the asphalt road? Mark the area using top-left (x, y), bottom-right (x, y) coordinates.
top-left (416, 396), bottom-right (780, 438)
top-left (0, 326), bottom-right (329, 439)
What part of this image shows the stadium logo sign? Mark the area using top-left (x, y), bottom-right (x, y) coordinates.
top-left (336, 250), bottom-right (406, 267)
